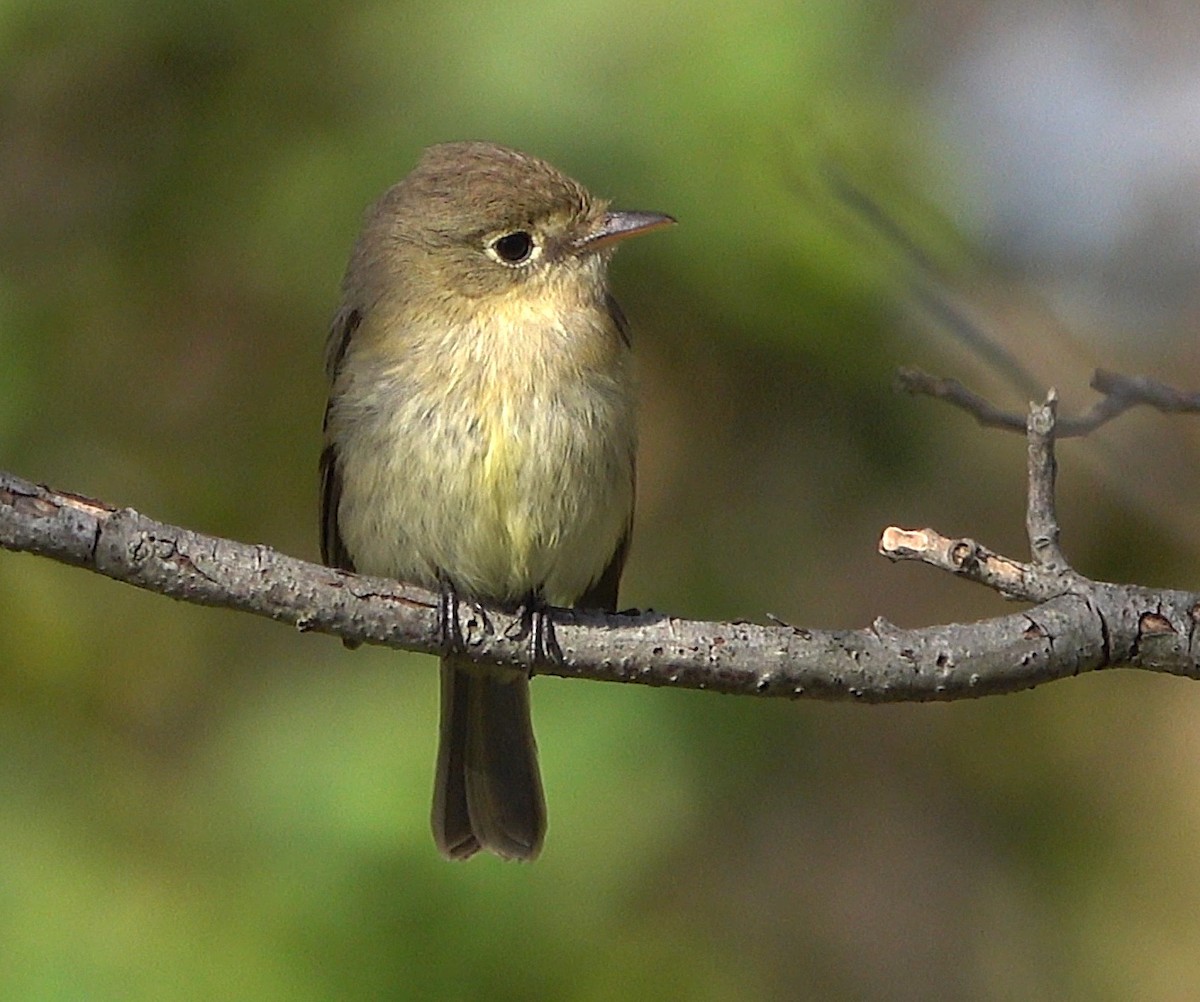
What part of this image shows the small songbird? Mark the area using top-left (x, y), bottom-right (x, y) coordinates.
top-left (320, 141), bottom-right (673, 860)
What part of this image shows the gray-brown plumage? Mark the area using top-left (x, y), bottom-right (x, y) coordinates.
top-left (320, 141), bottom-right (672, 860)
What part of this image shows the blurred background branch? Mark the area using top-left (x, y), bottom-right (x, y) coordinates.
top-left (898, 366), bottom-right (1200, 436)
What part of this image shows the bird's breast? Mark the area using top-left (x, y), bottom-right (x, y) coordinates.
top-left (333, 299), bottom-right (634, 604)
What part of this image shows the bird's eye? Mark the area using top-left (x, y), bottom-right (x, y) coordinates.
top-left (488, 231), bottom-right (536, 266)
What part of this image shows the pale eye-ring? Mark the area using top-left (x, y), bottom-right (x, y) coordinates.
top-left (486, 230), bottom-right (538, 267)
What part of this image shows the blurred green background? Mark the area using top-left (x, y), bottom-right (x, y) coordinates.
top-left (5, 1), bottom-right (1200, 999)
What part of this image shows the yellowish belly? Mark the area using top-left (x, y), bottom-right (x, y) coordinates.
top-left (337, 376), bottom-right (633, 606)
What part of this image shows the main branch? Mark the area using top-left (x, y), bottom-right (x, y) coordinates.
top-left (4, 397), bottom-right (1200, 699)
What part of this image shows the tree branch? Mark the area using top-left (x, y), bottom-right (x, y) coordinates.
top-left (4, 394), bottom-right (1200, 701)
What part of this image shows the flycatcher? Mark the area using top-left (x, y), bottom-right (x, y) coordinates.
top-left (319, 141), bottom-right (673, 860)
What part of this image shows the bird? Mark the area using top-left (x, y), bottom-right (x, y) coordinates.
top-left (320, 141), bottom-right (673, 859)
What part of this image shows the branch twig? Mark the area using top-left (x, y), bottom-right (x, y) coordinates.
top-left (1025, 392), bottom-right (1068, 569)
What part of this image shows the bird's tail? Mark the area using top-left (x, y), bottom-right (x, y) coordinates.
top-left (431, 655), bottom-right (546, 861)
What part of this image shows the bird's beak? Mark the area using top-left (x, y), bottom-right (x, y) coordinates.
top-left (574, 210), bottom-right (676, 253)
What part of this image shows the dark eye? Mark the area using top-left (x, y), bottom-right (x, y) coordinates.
top-left (490, 231), bottom-right (535, 265)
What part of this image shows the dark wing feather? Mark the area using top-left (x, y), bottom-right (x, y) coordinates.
top-left (605, 292), bottom-right (632, 348)
top-left (576, 528), bottom-right (629, 613)
top-left (319, 443), bottom-right (354, 572)
top-left (324, 306), bottom-right (361, 382)
top-left (575, 293), bottom-right (636, 612)
top-left (319, 306), bottom-right (363, 573)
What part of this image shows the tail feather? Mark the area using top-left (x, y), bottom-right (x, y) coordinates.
top-left (431, 656), bottom-right (546, 861)
top-left (430, 657), bottom-right (480, 860)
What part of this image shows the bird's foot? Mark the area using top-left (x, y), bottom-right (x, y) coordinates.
top-left (504, 592), bottom-right (563, 667)
top-left (436, 579), bottom-right (493, 657)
